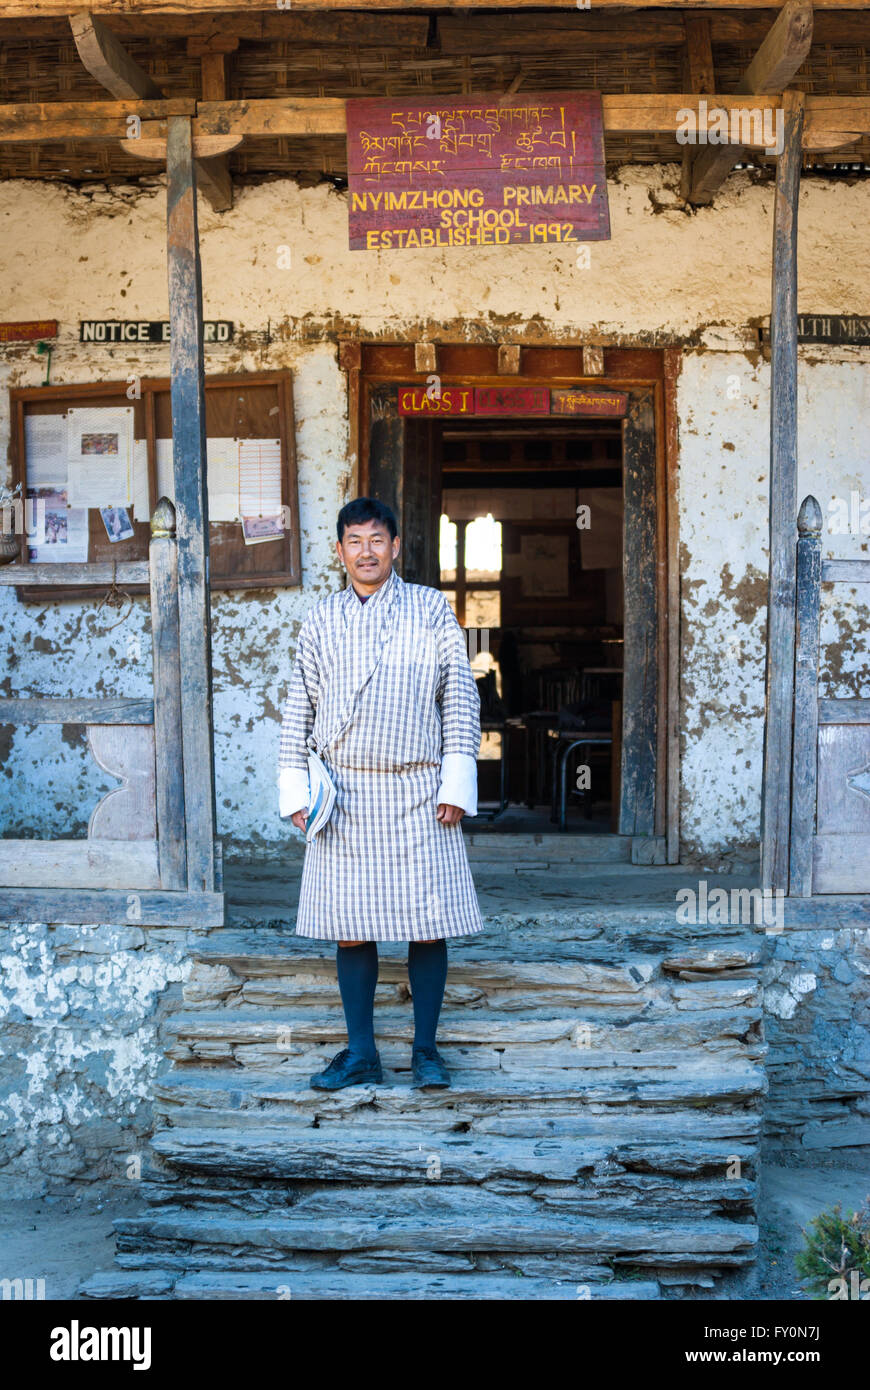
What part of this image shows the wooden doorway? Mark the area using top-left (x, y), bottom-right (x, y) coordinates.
top-left (353, 343), bottom-right (679, 859)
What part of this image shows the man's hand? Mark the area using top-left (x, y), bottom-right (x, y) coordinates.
top-left (436, 803), bottom-right (464, 826)
top-left (291, 808), bottom-right (309, 833)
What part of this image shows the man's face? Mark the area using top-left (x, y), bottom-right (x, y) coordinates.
top-left (336, 518), bottom-right (401, 590)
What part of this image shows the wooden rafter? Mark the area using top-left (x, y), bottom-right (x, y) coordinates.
top-left (685, 0), bottom-right (815, 205)
top-left (69, 11), bottom-right (234, 211)
top-left (0, 93), bottom-right (868, 148)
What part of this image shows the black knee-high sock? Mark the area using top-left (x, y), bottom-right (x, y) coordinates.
top-left (336, 943), bottom-right (379, 1061)
top-left (407, 940), bottom-right (448, 1052)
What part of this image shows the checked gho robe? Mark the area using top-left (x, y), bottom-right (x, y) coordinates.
top-left (278, 567), bottom-right (485, 942)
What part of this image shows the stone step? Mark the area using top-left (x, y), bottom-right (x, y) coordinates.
top-left (163, 1004), bottom-right (764, 1072)
top-left (111, 1192), bottom-right (757, 1266)
top-left (78, 1267), bottom-right (662, 1300)
top-left (191, 925), bottom-right (767, 974)
top-left (153, 1062), bottom-right (766, 1124)
top-left (150, 1123), bottom-right (759, 1185)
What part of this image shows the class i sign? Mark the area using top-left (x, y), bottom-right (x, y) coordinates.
top-left (398, 387), bottom-right (474, 415)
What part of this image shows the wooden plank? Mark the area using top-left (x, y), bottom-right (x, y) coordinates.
top-left (663, 349), bottom-right (681, 864)
top-left (0, 12), bottom-right (433, 42)
top-left (0, 696), bottom-right (153, 723)
top-left (149, 501), bottom-right (187, 891)
top-left (760, 90), bottom-right (804, 895)
top-left (87, 725), bottom-right (156, 839)
top-left (818, 698), bottom-right (870, 725)
top-left (69, 11), bottom-right (162, 99)
top-left (166, 115), bottom-right (217, 895)
top-left (816, 724), bottom-right (870, 834)
top-left (0, 838), bottom-right (160, 889)
top-left (619, 389), bottom-right (657, 838)
top-left (0, 886), bottom-right (224, 927)
top-left (788, 496), bottom-right (822, 896)
top-left (0, 561), bottom-right (149, 585)
top-left (688, 1), bottom-right (814, 205)
top-left (813, 834), bottom-right (870, 895)
top-left (821, 558), bottom-right (870, 584)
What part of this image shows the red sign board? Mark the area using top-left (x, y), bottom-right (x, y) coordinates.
top-left (346, 92), bottom-right (610, 252)
top-left (551, 387), bottom-right (628, 418)
top-left (398, 385), bottom-right (475, 416)
top-left (0, 320), bottom-right (57, 343)
top-left (475, 386), bottom-right (550, 416)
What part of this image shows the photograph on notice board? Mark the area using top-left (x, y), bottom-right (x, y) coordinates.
top-left (26, 487), bottom-right (89, 563)
top-left (100, 504), bottom-right (135, 542)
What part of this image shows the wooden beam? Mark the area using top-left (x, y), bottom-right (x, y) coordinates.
top-left (760, 88), bottom-right (805, 895)
top-left (0, 560), bottom-right (150, 584)
top-left (193, 39), bottom-right (233, 212)
top-left (69, 10), bottom-right (162, 99)
top-left (4, 11), bottom-right (870, 45)
top-left (680, 16), bottom-right (716, 200)
top-left (687, 0), bottom-right (814, 205)
top-left (0, 697), bottom-right (153, 723)
top-left (0, 98), bottom-right (191, 142)
top-left (69, 12), bottom-right (233, 211)
top-left (1, 93), bottom-right (869, 147)
top-left (166, 115), bottom-right (218, 895)
top-left (0, 886), bottom-right (223, 927)
top-left (0, 0), bottom-right (867, 13)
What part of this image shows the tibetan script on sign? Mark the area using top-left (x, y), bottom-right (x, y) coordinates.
top-left (346, 92), bottom-right (610, 252)
top-left (0, 320), bottom-right (57, 343)
top-left (551, 387), bottom-right (628, 418)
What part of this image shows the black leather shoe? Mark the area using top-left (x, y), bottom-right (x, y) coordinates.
top-left (412, 1046), bottom-right (451, 1089)
top-left (310, 1048), bottom-right (383, 1091)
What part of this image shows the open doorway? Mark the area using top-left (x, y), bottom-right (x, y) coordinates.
top-left (437, 417), bottom-right (623, 831)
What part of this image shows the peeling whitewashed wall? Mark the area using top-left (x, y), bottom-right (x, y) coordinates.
top-left (0, 166), bottom-right (868, 859)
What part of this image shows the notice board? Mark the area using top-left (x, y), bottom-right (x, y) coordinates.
top-left (347, 92), bottom-right (610, 251)
top-left (10, 371), bottom-right (301, 600)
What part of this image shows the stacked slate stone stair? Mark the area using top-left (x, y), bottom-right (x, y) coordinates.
top-left (80, 873), bottom-right (770, 1301)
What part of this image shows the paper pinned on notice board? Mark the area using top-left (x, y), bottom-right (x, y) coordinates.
top-left (66, 406), bottom-right (133, 508)
top-left (25, 415), bottom-right (68, 488)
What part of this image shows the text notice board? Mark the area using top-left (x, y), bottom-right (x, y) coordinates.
top-left (347, 92), bottom-right (610, 252)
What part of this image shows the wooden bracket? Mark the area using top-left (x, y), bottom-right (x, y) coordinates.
top-left (497, 344), bottom-right (521, 375)
top-left (415, 342), bottom-right (438, 373)
top-left (582, 346), bottom-right (606, 376)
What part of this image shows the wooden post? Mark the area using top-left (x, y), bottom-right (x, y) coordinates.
top-left (149, 497), bottom-right (186, 890)
top-left (789, 495), bottom-right (822, 897)
top-left (619, 388), bottom-right (658, 838)
top-left (166, 115), bottom-right (217, 894)
top-left (760, 89), bottom-right (805, 893)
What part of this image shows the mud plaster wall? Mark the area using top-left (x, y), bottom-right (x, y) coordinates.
top-left (0, 166), bottom-right (868, 860)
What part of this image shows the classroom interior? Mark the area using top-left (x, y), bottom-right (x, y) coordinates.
top-left (436, 415), bottom-right (624, 833)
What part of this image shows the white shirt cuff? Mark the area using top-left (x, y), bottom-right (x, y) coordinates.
top-left (437, 752), bottom-right (478, 817)
top-left (279, 766), bottom-right (310, 818)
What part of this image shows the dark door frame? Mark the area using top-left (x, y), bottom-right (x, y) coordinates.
top-left (346, 341), bottom-right (680, 862)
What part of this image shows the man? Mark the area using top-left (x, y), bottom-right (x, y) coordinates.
top-left (278, 497), bottom-right (484, 1091)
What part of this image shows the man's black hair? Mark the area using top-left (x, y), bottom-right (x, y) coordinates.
top-left (337, 497), bottom-right (398, 543)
